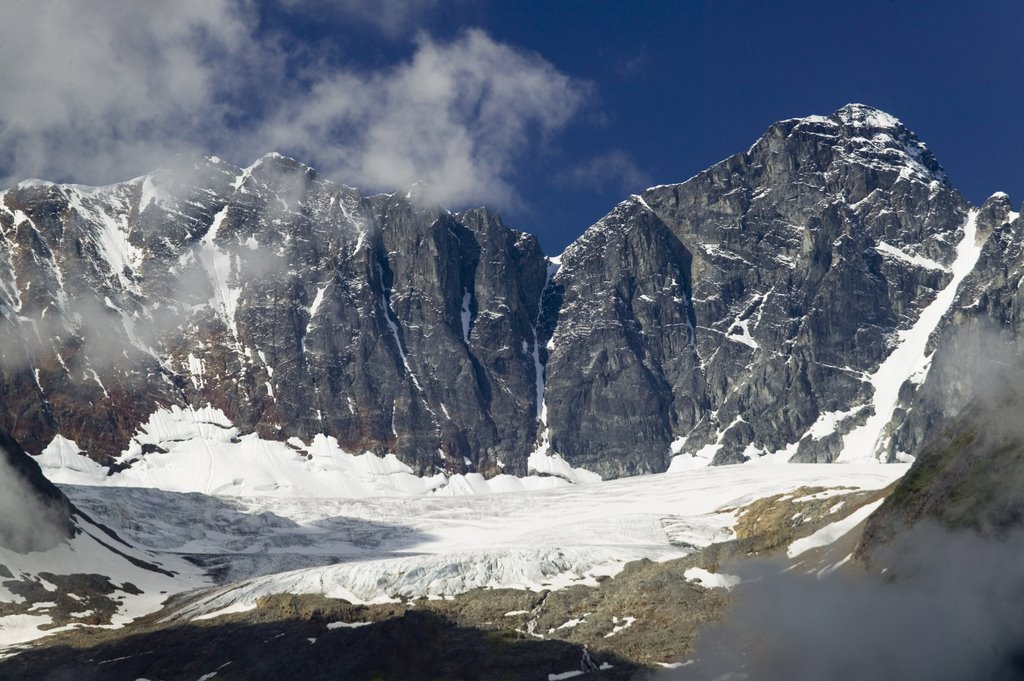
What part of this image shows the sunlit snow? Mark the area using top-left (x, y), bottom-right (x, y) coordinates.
top-left (129, 463), bottom-right (905, 619)
top-left (787, 499), bottom-right (886, 558)
top-left (836, 209), bottom-right (983, 462)
top-left (11, 409), bottom-right (908, 651)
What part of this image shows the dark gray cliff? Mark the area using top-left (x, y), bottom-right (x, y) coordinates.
top-left (0, 104), bottom-right (1015, 480)
top-left (0, 154), bottom-right (550, 476)
top-left (545, 104), bottom-right (975, 475)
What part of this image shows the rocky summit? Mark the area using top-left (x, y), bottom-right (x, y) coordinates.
top-left (0, 103), bottom-right (1020, 479)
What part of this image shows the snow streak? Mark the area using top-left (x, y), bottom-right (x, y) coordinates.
top-left (376, 263), bottom-right (424, 393)
top-left (836, 209), bottom-right (983, 462)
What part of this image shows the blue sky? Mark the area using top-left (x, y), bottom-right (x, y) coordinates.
top-left (2, 1), bottom-right (1021, 253)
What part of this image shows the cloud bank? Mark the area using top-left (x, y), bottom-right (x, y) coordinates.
top-left (651, 524), bottom-right (1024, 681)
top-left (0, 1), bottom-right (586, 208)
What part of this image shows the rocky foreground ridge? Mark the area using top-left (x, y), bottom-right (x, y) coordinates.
top-left (0, 103), bottom-right (1020, 478)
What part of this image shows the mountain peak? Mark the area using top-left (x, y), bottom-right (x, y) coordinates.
top-left (774, 104), bottom-right (947, 186)
top-left (401, 179), bottom-right (430, 199)
top-left (251, 152), bottom-right (315, 176)
top-left (832, 103), bottom-right (903, 130)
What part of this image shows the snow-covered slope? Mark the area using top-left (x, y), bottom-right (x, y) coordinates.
top-left (4, 398), bottom-right (907, 654)
top-left (34, 406), bottom-right (591, 497)
top-left (0, 510), bottom-right (205, 650)
top-left (57, 463), bottom-right (905, 623)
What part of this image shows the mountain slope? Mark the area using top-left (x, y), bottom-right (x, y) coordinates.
top-left (545, 104), bottom-right (973, 474)
top-left (859, 365), bottom-right (1024, 560)
top-left (1, 104), bottom-right (1020, 479)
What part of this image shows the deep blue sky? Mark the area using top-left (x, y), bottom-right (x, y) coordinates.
top-left (5, 1), bottom-right (1022, 255)
top-left (481, 0), bottom-right (1023, 252)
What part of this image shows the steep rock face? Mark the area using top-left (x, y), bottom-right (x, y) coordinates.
top-left (546, 104), bottom-right (971, 473)
top-left (0, 155), bottom-right (548, 475)
top-left (541, 198), bottom-right (703, 475)
top-left (0, 104), bottom-right (1015, 479)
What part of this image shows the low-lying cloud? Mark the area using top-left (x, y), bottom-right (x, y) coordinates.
top-left (0, 2), bottom-right (586, 210)
top-left (0, 449), bottom-right (69, 553)
top-left (649, 524), bottom-right (1024, 681)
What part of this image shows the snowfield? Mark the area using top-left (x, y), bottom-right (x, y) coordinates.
top-left (63, 462), bottom-right (903, 623)
top-left (3, 417), bottom-right (908, 649)
top-left (35, 406), bottom-right (590, 497)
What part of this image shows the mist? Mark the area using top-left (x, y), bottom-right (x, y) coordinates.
top-left (644, 523), bottom-right (1024, 681)
top-left (0, 448), bottom-right (70, 554)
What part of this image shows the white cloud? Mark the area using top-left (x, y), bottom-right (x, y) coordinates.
top-left (260, 29), bottom-right (586, 206)
top-left (0, 0), bottom-right (254, 183)
top-left (0, 3), bottom-right (586, 210)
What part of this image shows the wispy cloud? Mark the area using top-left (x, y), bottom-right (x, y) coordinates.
top-left (277, 0), bottom-right (442, 38)
top-left (559, 149), bottom-right (652, 194)
top-left (0, 2), bottom-right (587, 210)
top-left (258, 29), bottom-right (587, 207)
top-left (0, 1), bottom-right (253, 184)
top-left (616, 52), bottom-right (651, 78)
